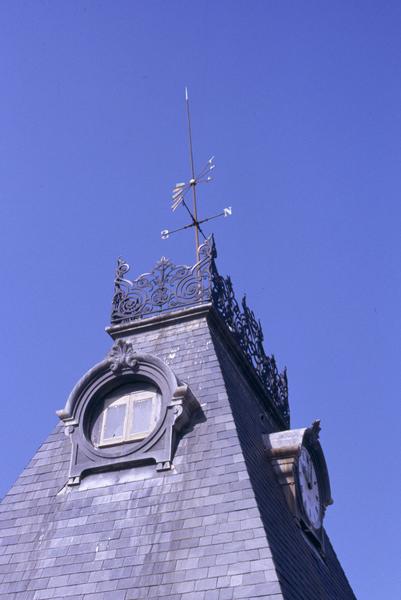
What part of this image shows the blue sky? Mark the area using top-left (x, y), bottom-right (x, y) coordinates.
top-left (0, 2), bottom-right (400, 598)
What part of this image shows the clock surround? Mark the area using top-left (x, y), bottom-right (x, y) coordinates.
top-left (264, 420), bottom-right (332, 552)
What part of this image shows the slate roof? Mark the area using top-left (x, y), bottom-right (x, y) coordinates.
top-left (0, 310), bottom-right (356, 600)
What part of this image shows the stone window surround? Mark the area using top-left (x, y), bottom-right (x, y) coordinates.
top-left (57, 339), bottom-right (200, 486)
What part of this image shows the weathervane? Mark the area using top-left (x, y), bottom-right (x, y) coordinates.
top-left (161, 87), bottom-right (232, 263)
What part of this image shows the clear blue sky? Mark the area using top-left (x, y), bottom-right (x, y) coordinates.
top-left (0, 2), bottom-right (400, 598)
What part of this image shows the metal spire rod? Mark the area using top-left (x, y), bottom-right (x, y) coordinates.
top-left (185, 87), bottom-right (200, 263)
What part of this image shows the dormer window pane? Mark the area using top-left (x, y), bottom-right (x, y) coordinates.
top-left (129, 396), bottom-right (153, 438)
top-left (102, 402), bottom-right (126, 442)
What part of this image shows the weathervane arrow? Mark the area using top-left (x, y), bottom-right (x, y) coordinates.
top-left (161, 87), bottom-right (232, 262)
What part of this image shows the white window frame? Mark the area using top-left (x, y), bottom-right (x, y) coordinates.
top-left (99, 388), bottom-right (159, 447)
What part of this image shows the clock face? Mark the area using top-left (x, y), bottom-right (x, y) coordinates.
top-left (298, 446), bottom-right (322, 529)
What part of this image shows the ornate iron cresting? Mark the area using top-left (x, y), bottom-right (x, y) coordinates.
top-left (211, 272), bottom-right (290, 427)
top-left (111, 237), bottom-right (290, 427)
top-left (111, 240), bottom-right (214, 323)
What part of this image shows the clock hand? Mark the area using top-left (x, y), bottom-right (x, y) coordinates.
top-left (302, 466), bottom-right (311, 487)
top-left (308, 458), bottom-right (313, 485)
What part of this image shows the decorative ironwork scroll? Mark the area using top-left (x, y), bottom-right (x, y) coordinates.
top-left (110, 237), bottom-right (289, 427)
top-left (111, 239), bottom-right (215, 324)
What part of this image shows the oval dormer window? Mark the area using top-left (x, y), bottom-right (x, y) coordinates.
top-left (90, 382), bottom-right (161, 447)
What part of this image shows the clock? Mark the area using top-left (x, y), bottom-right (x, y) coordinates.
top-left (297, 446), bottom-right (322, 530)
top-left (264, 420), bottom-right (333, 552)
